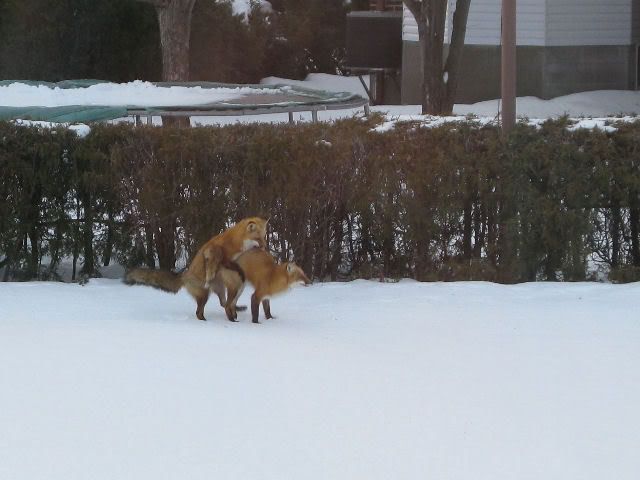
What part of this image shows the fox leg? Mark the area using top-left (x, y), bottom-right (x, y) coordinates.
top-left (224, 284), bottom-right (239, 322)
top-left (211, 277), bottom-right (247, 312)
top-left (262, 299), bottom-right (274, 320)
top-left (251, 293), bottom-right (261, 324)
top-left (210, 277), bottom-right (226, 307)
top-left (185, 283), bottom-right (210, 321)
top-left (195, 292), bottom-right (209, 321)
top-left (224, 278), bottom-right (247, 322)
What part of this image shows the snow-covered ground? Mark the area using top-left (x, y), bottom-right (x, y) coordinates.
top-left (1, 279), bottom-right (639, 479)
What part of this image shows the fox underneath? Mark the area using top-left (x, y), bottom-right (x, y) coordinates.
top-left (222, 247), bottom-right (311, 323)
top-left (124, 217), bottom-right (268, 321)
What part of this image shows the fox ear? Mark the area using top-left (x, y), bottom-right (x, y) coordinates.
top-left (286, 263), bottom-right (295, 273)
top-left (247, 221), bottom-right (256, 232)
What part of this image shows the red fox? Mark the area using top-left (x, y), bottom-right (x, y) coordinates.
top-left (125, 217), bottom-right (268, 321)
top-left (225, 247), bottom-right (311, 323)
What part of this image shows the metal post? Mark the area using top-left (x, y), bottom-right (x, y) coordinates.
top-left (146, 115), bottom-right (152, 125)
top-left (288, 111), bottom-right (294, 124)
top-left (501, 0), bottom-right (516, 135)
top-left (358, 75), bottom-right (374, 103)
top-left (311, 110), bottom-right (318, 122)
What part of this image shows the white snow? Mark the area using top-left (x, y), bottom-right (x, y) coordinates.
top-left (230, 0), bottom-right (272, 19)
top-left (372, 114), bottom-right (495, 133)
top-left (195, 74), bottom-right (640, 126)
top-left (262, 75), bottom-right (640, 118)
top-left (1, 278), bottom-right (639, 479)
top-left (3, 74), bottom-right (640, 129)
top-left (0, 80), bottom-right (276, 107)
top-left (262, 73), bottom-right (369, 97)
top-left (11, 119), bottom-right (91, 137)
top-left (456, 90), bottom-right (640, 118)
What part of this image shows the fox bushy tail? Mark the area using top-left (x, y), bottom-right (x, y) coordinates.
top-left (124, 268), bottom-right (183, 293)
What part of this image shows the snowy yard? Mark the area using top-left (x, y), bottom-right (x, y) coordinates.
top-left (1, 279), bottom-right (638, 479)
top-left (3, 75), bottom-right (640, 130)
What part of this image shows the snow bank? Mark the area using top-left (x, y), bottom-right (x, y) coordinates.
top-left (0, 80), bottom-right (276, 108)
top-left (455, 90), bottom-right (640, 118)
top-left (1, 279), bottom-right (639, 479)
top-left (283, 74), bottom-right (640, 118)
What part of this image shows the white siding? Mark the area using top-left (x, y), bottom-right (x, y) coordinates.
top-left (402, 6), bottom-right (419, 42)
top-left (403, 0), bottom-right (545, 46)
top-left (403, 0), bottom-right (634, 47)
top-left (546, 0), bottom-right (632, 46)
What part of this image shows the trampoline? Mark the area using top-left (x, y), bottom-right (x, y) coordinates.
top-left (0, 80), bottom-right (370, 125)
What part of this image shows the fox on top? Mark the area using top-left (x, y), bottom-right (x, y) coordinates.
top-left (125, 217), bottom-right (311, 323)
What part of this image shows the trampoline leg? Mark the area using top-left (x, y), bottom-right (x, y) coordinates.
top-left (311, 110), bottom-right (318, 122)
top-left (134, 115), bottom-right (141, 126)
top-left (364, 103), bottom-right (371, 117)
top-left (288, 112), bottom-right (294, 124)
top-left (147, 115), bottom-right (152, 125)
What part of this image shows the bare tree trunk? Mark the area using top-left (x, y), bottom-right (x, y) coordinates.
top-left (156, 1), bottom-right (195, 81)
top-left (136, 0), bottom-right (195, 80)
top-left (404, 0), bottom-right (471, 115)
top-left (443, 0), bottom-right (471, 111)
top-left (416, 1), bottom-right (447, 114)
top-left (137, 0), bottom-right (196, 127)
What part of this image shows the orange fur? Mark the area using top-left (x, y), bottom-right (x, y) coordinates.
top-left (125, 217), bottom-right (268, 321)
top-left (227, 248), bottom-right (311, 323)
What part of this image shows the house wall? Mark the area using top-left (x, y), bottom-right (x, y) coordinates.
top-left (401, 0), bottom-right (638, 104)
top-left (403, 0), bottom-right (634, 46)
top-left (401, 43), bottom-right (545, 104)
top-left (546, 0), bottom-right (632, 46)
top-left (402, 0), bottom-right (545, 46)
top-left (634, 0), bottom-right (640, 43)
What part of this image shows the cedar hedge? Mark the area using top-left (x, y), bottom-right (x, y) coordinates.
top-left (1, 117), bottom-right (639, 283)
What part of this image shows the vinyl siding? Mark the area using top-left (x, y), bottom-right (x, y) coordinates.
top-left (403, 0), bottom-right (634, 46)
top-left (546, 0), bottom-right (632, 46)
top-left (403, 0), bottom-right (545, 46)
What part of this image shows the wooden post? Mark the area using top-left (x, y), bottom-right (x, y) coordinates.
top-left (501, 0), bottom-right (516, 134)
